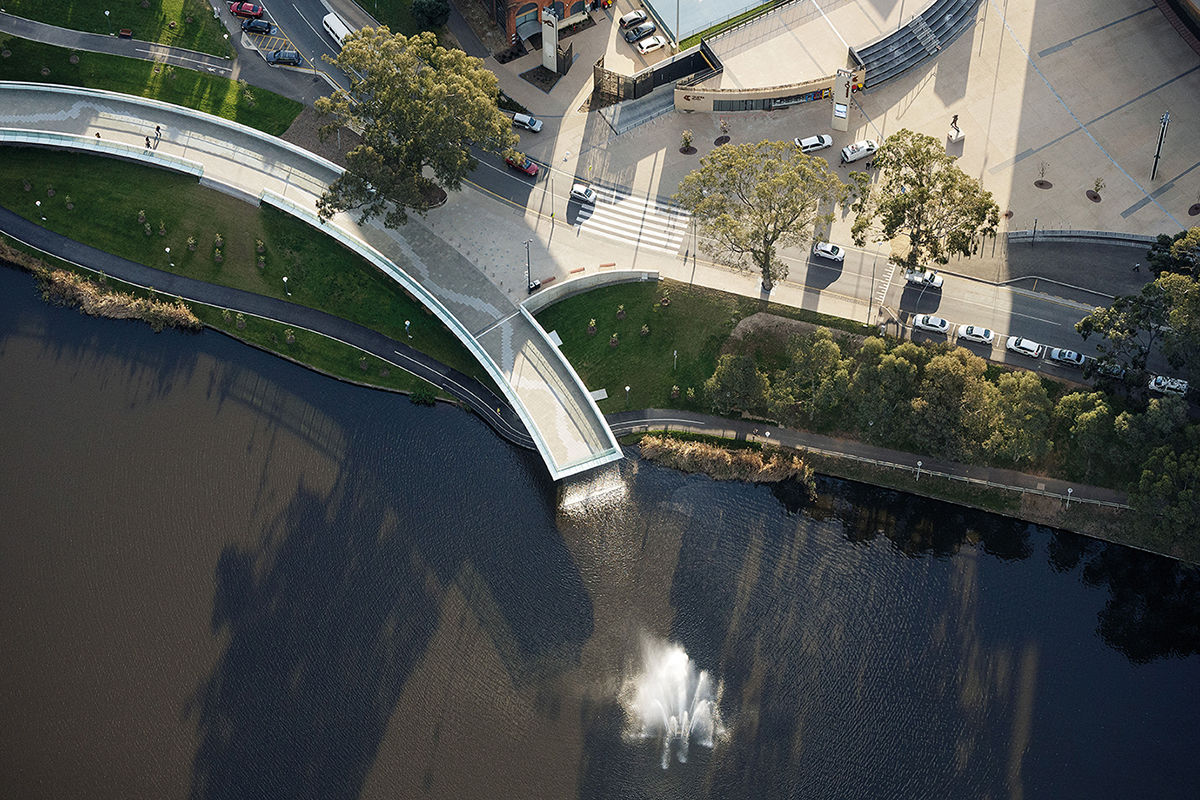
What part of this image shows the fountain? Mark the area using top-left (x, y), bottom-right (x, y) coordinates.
top-left (621, 637), bottom-right (725, 769)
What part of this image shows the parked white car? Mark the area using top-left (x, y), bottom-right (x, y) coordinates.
top-left (636, 35), bottom-right (668, 55)
top-left (840, 139), bottom-right (877, 163)
top-left (1048, 347), bottom-right (1086, 368)
top-left (795, 134), bottom-right (833, 154)
top-left (904, 268), bottom-right (944, 289)
top-left (811, 242), bottom-right (845, 262)
top-left (1148, 375), bottom-right (1188, 396)
top-left (913, 315), bottom-right (950, 334)
top-left (957, 324), bottom-right (994, 345)
top-left (512, 113), bottom-right (543, 133)
top-left (1006, 336), bottom-right (1043, 358)
top-left (570, 183), bottom-right (597, 204)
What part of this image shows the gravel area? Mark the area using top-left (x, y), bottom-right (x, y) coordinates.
top-left (278, 105), bottom-right (360, 169)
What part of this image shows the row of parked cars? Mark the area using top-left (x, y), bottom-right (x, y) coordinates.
top-left (793, 134), bottom-right (880, 165)
top-left (619, 10), bottom-right (668, 55)
top-left (910, 316), bottom-right (1190, 395)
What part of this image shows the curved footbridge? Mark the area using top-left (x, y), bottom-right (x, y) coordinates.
top-left (0, 82), bottom-right (621, 480)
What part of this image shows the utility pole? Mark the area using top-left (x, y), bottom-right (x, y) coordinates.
top-left (1151, 111), bottom-right (1170, 181)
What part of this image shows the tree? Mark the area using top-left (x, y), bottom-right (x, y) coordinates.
top-left (1052, 391), bottom-right (1116, 481)
top-left (983, 370), bottom-right (1052, 466)
top-left (767, 328), bottom-right (848, 428)
top-left (909, 348), bottom-right (997, 458)
top-left (315, 28), bottom-right (517, 228)
top-left (674, 141), bottom-right (846, 292)
top-left (1076, 281), bottom-right (1170, 376)
top-left (705, 354), bottom-right (767, 415)
top-left (849, 128), bottom-right (1000, 269)
top-left (1158, 272), bottom-right (1200, 383)
top-left (849, 339), bottom-right (924, 445)
top-left (1146, 226), bottom-right (1200, 277)
top-left (411, 0), bottom-right (450, 30)
top-left (1130, 427), bottom-right (1200, 560)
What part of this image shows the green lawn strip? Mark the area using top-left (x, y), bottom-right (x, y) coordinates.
top-left (2, 0), bottom-right (234, 57)
top-left (0, 149), bottom-right (495, 389)
top-left (679, 1), bottom-right (781, 50)
top-left (364, 0), bottom-right (423, 37)
top-left (0, 34), bottom-right (299, 135)
top-left (534, 278), bottom-right (861, 414)
top-left (187, 303), bottom-right (449, 398)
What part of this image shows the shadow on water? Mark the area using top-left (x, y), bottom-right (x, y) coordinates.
top-left (1050, 530), bottom-right (1200, 664)
top-left (187, 394), bottom-right (595, 800)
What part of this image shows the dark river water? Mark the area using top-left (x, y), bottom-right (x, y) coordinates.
top-left (2, 265), bottom-right (1199, 800)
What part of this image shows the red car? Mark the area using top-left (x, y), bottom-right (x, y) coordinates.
top-left (505, 154), bottom-right (539, 177)
top-left (229, 3), bottom-right (264, 18)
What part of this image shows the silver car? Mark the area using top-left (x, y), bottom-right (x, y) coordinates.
top-left (570, 183), bottom-right (597, 204)
top-left (812, 242), bottom-right (845, 262)
top-left (1048, 347), bottom-right (1086, 368)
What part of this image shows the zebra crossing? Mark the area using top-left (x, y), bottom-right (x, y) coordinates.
top-left (574, 184), bottom-right (691, 255)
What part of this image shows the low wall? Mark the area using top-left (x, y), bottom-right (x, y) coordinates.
top-left (522, 269), bottom-right (659, 314)
top-left (1007, 229), bottom-right (1157, 248)
top-left (675, 70), bottom-right (862, 113)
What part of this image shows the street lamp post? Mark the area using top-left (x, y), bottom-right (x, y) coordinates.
top-left (625, 385), bottom-right (630, 405)
top-left (105, 10), bottom-right (112, 35)
top-left (282, 276), bottom-right (290, 295)
top-left (916, 460), bottom-right (923, 481)
top-left (673, 349), bottom-right (678, 371)
top-left (1066, 487), bottom-right (1073, 509)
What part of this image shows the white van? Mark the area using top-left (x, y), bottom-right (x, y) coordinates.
top-left (322, 12), bottom-right (353, 49)
top-left (840, 139), bottom-right (877, 164)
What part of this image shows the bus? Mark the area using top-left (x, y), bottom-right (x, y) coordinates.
top-left (322, 12), bottom-right (353, 49)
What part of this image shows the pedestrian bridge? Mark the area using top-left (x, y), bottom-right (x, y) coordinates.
top-left (0, 82), bottom-right (621, 480)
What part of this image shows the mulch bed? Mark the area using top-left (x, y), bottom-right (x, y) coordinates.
top-left (520, 65), bottom-right (562, 93)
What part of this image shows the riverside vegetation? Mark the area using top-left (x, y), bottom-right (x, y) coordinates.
top-left (638, 434), bottom-right (814, 491)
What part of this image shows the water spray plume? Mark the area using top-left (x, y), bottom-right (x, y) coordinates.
top-left (622, 637), bottom-right (725, 769)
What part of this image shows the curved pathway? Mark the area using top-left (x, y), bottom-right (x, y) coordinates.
top-left (0, 81), bottom-right (620, 480)
top-left (0, 204), bottom-right (535, 450)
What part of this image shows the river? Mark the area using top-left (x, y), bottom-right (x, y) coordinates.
top-left (2, 265), bottom-right (1198, 799)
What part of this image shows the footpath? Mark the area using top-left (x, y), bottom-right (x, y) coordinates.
top-left (608, 409), bottom-right (1129, 509)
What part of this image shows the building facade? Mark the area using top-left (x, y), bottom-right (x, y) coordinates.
top-left (492, 0), bottom-right (593, 44)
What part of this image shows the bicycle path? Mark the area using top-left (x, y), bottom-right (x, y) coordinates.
top-left (607, 408), bottom-right (1130, 507)
top-left (0, 204), bottom-right (536, 451)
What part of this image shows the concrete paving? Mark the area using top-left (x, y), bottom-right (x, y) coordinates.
top-left (0, 82), bottom-right (621, 480)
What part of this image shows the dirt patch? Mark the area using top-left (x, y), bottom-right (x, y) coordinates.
top-left (453, 0), bottom-right (511, 54)
top-left (725, 312), bottom-right (870, 357)
top-left (278, 106), bottom-right (361, 169)
top-left (520, 65), bottom-right (562, 92)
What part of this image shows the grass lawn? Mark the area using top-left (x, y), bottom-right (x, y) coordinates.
top-left (0, 149), bottom-right (493, 386)
top-left (534, 279), bottom-right (860, 414)
top-left (366, 0), bottom-right (422, 37)
top-left (680, 1), bottom-right (781, 50)
top-left (3, 0), bottom-right (234, 57)
top-left (0, 35), bottom-right (301, 135)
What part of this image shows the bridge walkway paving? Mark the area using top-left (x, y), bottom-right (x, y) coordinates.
top-left (0, 81), bottom-right (620, 479)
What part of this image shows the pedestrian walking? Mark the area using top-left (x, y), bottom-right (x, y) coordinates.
top-left (1132, 262), bottom-right (1141, 272)
top-left (95, 132), bottom-right (100, 139)
top-left (145, 136), bottom-right (151, 148)
top-left (155, 125), bottom-right (161, 137)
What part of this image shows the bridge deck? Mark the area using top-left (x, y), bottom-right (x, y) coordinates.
top-left (0, 83), bottom-right (619, 479)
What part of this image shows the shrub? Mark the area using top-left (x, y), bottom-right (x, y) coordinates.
top-left (412, 0), bottom-right (450, 30)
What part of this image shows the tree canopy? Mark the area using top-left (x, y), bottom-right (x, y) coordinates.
top-left (849, 128), bottom-right (1000, 269)
top-left (1076, 280), bottom-right (1170, 378)
top-left (411, 0), bottom-right (450, 31)
top-left (1146, 226), bottom-right (1200, 277)
top-left (315, 28), bottom-right (517, 228)
top-left (674, 141), bottom-right (846, 292)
